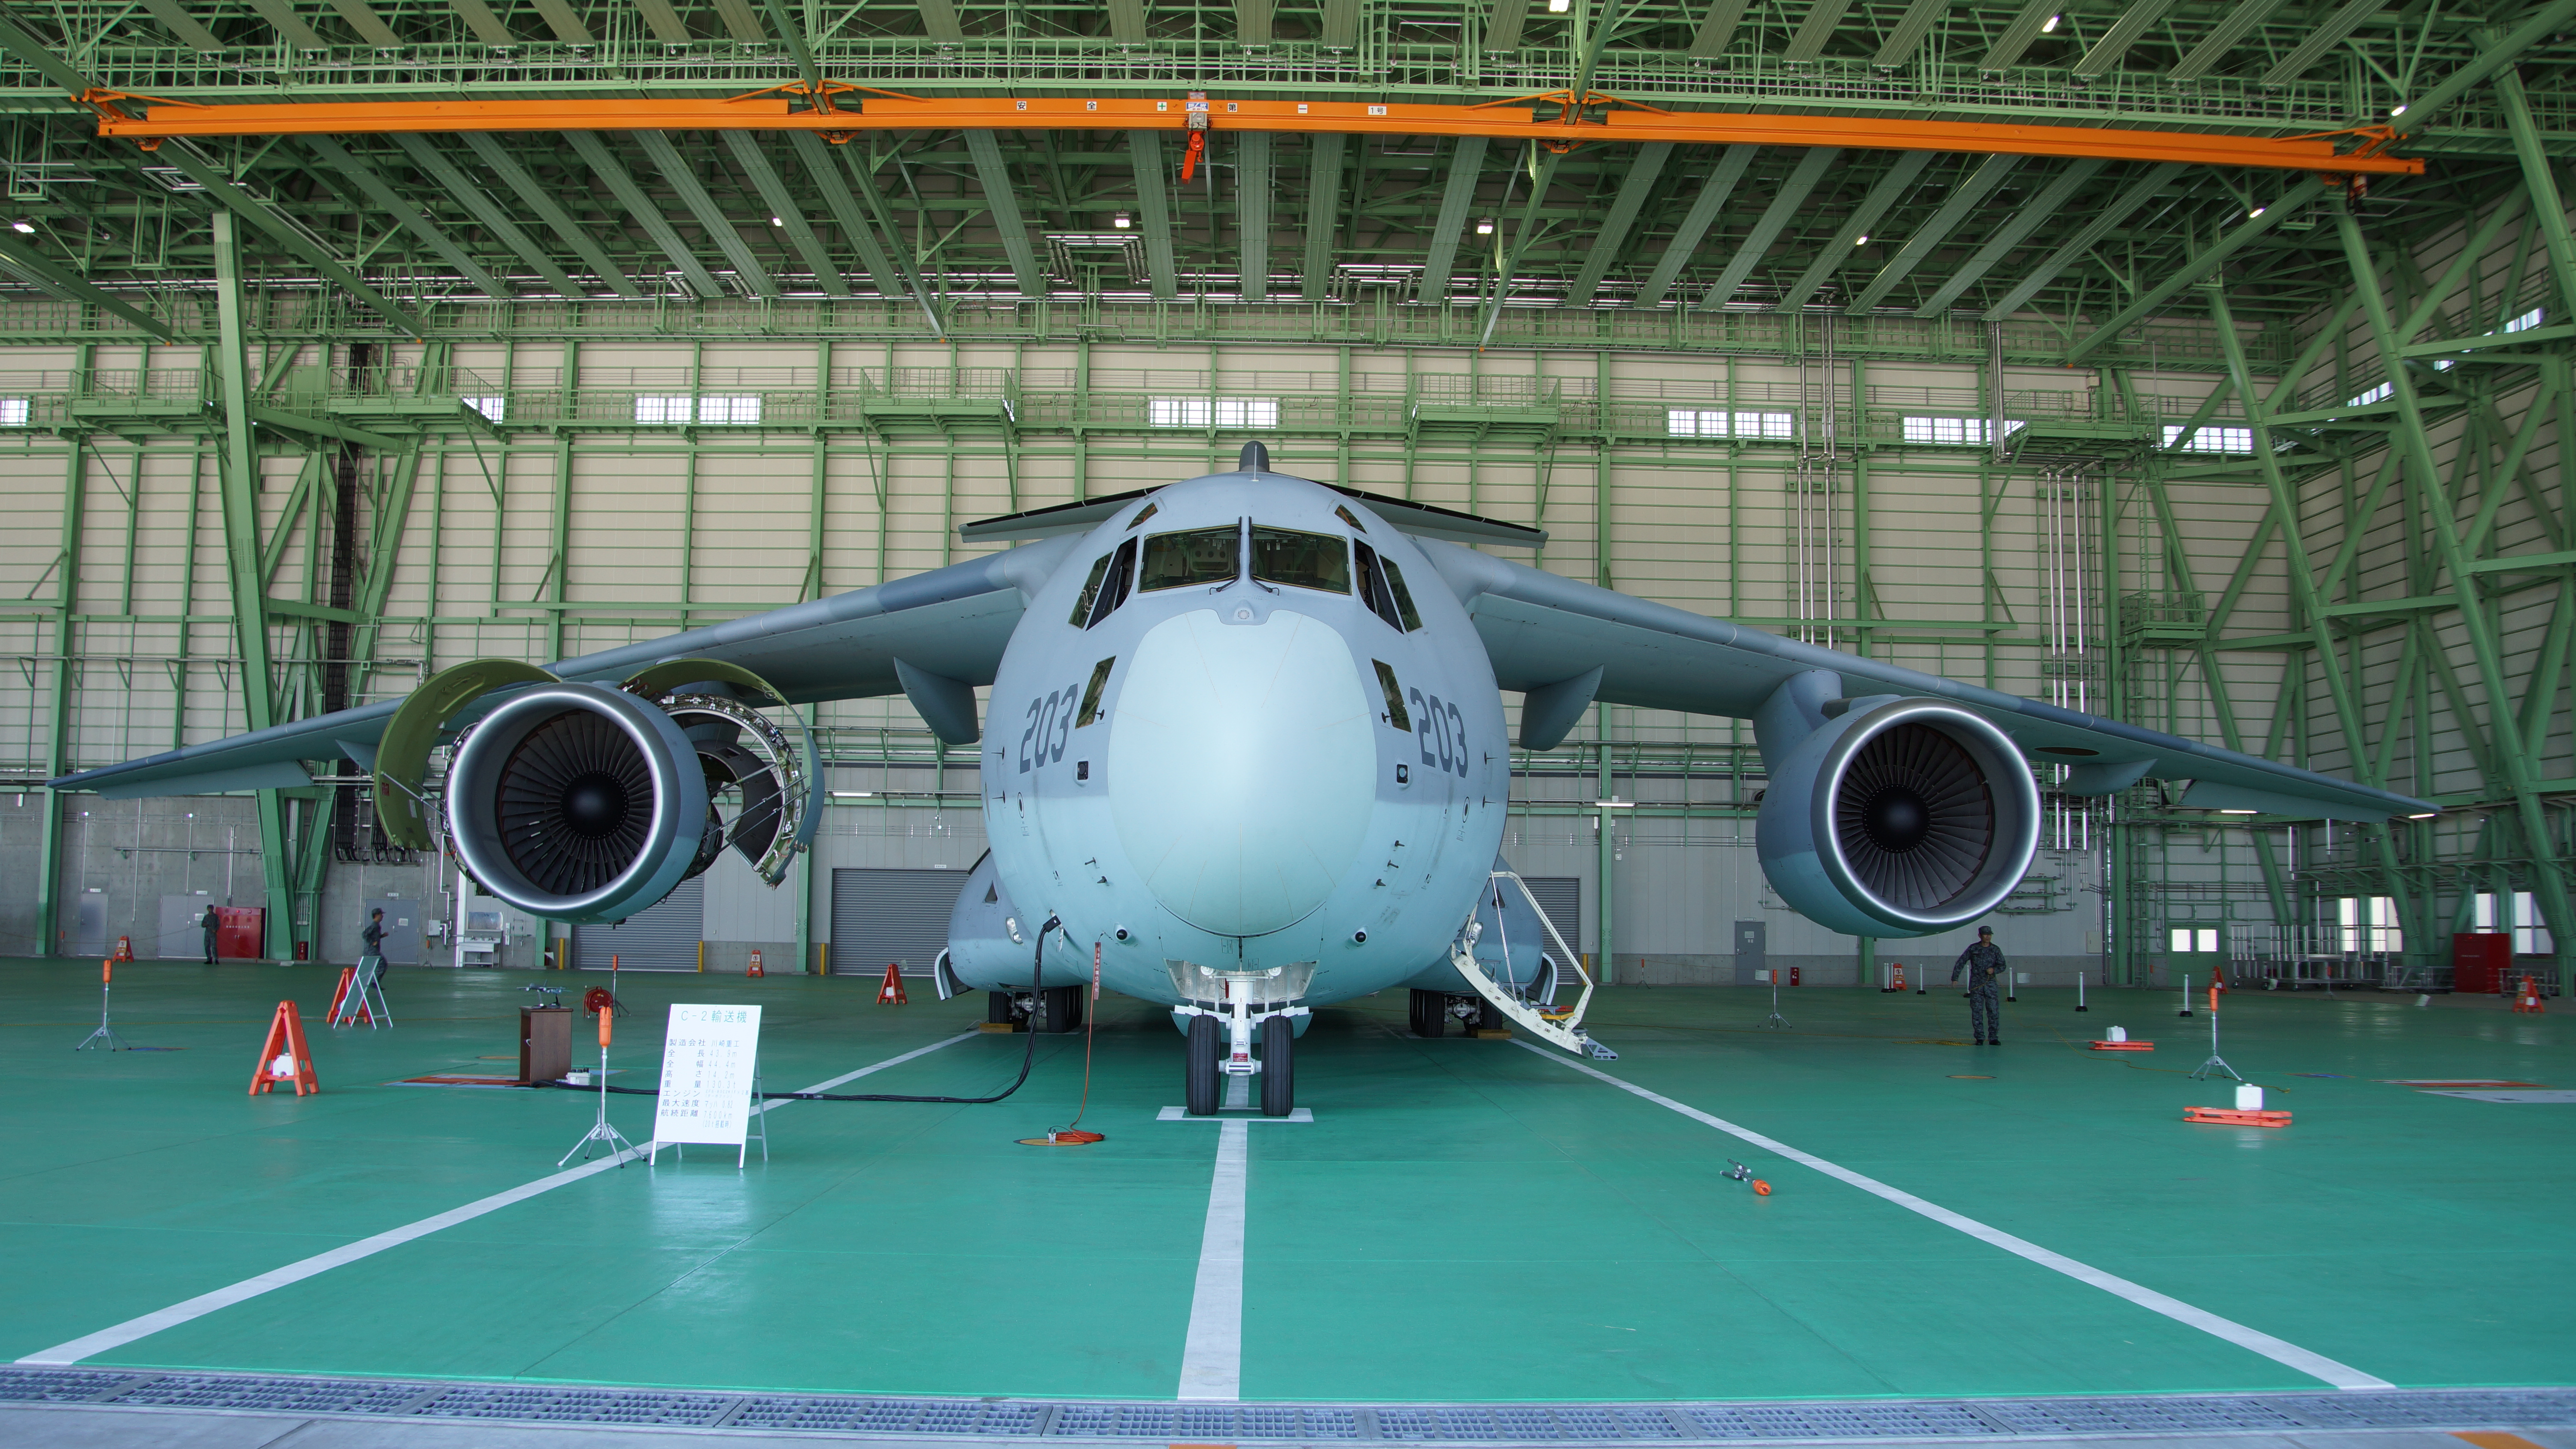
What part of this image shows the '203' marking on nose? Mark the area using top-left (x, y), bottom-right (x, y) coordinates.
top-left (1019, 682), bottom-right (1078, 773)
top-left (1407, 687), bottom-right (1469, 778)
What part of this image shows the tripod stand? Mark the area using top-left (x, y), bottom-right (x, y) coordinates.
top-left (559, 1011), bottom-right (636, 1166)
top-left (1760, 972), bottom-right (1790, 1030)
top-left (2187, 985), bottom-right (2241, 1082)
top-left (73, 960), bottom-right (125, 1052)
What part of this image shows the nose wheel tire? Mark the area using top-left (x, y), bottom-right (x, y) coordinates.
top-left (1185, 1013), bottom-right (1221, 1116)
top-left (1410, 988), bottom-right (1446, 1038)
top-left (1041, 985), bottom-right (1083, 1034)
top-left (1259, 1016), bottom-right (1294, 1116)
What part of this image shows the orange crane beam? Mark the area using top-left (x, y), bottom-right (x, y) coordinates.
top-left (87, 92), bottom-right (2424, 173)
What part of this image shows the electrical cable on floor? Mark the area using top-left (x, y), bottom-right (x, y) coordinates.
top-left (1021, 940), bottom-right (1106, 1146)
top-left (550, 917), bottom-right (1060, 1105)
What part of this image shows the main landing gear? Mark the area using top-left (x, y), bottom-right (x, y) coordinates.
top-left (1410, 988), bottom-right (1497, 1037)
top-left (986, 988), bottom-right (1084, 1033)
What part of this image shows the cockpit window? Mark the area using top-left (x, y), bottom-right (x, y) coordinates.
top-left (1334, 504), bottom-right (1367, 532)
top-left (1068, 551), bottom-right (1114, 627)
top-left (1127, 501), bottom-right (1159, 530)
top-left (1252, 525), bottom-right (1352, 594)
top-left (1077, 538), bottom-right (1137, 627)
top-left (1139, 525), bottom-right (1240, 591)
top-left (1354, 540), bottom-right (1423, 631)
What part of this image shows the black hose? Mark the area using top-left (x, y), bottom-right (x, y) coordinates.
top-left (555, 914), bottom-right (1062, 1105)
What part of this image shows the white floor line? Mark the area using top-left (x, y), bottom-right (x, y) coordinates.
top-left (1515, 1041), bottom-right (2394, 1392)
top-left (1175, 1118), bottom-right (1249, 1402)
top-left (17, 1029), bottom-right (982, 1367)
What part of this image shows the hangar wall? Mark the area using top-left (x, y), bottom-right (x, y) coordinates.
top-left (0, 221), bottom-right (2553, 988)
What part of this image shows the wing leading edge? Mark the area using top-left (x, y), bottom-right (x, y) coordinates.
top-left (51, 539), bottom-right (1077, 799)
top-left (1417, 541), bottom-right (2433, 823)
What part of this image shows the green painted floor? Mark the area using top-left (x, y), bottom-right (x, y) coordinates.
top-left (0, 958), bottom-right (2566, 1402)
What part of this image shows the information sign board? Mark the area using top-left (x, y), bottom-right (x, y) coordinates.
top-left (650, 1003), bottom-right (762, 1161)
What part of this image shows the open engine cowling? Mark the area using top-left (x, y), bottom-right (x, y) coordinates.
top-left (446, 683), bottom-right (711, 924)
top-left (1755, 698), bottom-right (2039, 938)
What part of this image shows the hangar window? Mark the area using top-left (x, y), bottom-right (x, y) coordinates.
top-left (635, 394), bottom-right (693, 424)
top-left (2339, 896), bottom-right (2403, 952)
top-left (1252, 525), bottom-right (1351, 594)
top-left (0, 396), bottom-right (27, 427)
top-left (699, 394), bottom-right (762, 424)
top-left (2345, 380), bottom-right (2393, 408)
top-left (1901, 416), bottom-right (2023, 445)
top-left (464, 395), bottom-right (506, 423)
top-left (1150, 396), bottom-right (1279, 429)
top-left (2168, 927), bottom-right (2218, 953)
top-left (1667, 409), bottom-right (1792, 439)
top-left (2161, 424), bottom-right (2254, 454)
top-left (1139, 525), bottom-right (1240, 591)
top-left (1354, 540), bottom-right (1420, 631)
top-left (2515, 891), bottom-right (2554, 955)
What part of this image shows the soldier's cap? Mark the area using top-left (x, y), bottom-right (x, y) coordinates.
top-left (1977, 926), bottom-right (1993, 936)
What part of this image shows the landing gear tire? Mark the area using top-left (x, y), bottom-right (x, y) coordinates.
top-left (987, 990), bottom-right (1017, 1028)
top-left (1042, 984), bottom-right (1083, 1034)
top-left (1410, 988), bottom-right (1445, 1038)
top-left (1185, 1013), bottom-right (1221, 1116)
top-left (1259, 1016), bottom-right (1294, 1117)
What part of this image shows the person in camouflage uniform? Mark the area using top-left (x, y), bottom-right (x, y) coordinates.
top-left (1951, 925), bottom-right (2006, 1044)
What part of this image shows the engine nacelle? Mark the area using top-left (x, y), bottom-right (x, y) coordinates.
top-left (1756, 697), bottom-right (2039, 939)
top-left (446, 683), bottom-right (711, 924)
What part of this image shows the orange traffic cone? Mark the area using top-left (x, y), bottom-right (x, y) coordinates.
top-left (745, 949), bottom-right (765, 979)
top-left (249, 1001), bottom-right (319, 1095)
top-left (2512, 975), bottom-right (2546, 1014)
top-left (876, 962), bottom-right (908, 1006)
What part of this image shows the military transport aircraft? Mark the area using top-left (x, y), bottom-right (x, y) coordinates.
top-left (58, 444), bottom-right (2432, 1116)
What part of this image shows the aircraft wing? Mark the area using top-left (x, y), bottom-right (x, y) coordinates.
top-left (1418, 541), bottom-right (2433, 823)
top-left (51, 540), bottom-right (1078, 799)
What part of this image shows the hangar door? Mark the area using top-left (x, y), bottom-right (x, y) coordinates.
top-left (832, 868), bottom-right (959, 977)
top-left (1524, 877), bottom-right (1581, 957)
top-left (571, 876), bottom-right (705, 971)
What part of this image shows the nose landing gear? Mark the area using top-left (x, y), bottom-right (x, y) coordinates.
top-left (1172, 961), bottom-right (1312, 1118)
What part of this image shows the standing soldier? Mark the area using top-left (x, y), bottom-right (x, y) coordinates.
top-left (199, 903), bottom-right (220, 964)
top-left (1951, 925), bottom-right (2006, 1045)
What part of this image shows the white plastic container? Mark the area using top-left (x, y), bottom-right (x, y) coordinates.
top-left (2106, 1026), bottom-right (2128, 1043)
top-left (2235, 1084), bottom-right (2265, 1112)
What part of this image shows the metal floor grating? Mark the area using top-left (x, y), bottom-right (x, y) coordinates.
top-left (4, 1367), bottom-right (2574, 1441)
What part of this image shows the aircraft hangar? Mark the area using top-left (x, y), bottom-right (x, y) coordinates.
top-left (0, 0), bottom-right (2570, 1443)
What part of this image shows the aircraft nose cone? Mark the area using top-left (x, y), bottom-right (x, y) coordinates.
top-left (1107, 609), bottom-right (1376, 937)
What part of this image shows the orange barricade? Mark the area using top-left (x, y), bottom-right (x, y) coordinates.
top-left (877, 962), bottom-right (908, 1005)
top-left (249, 1001), bottom-right (319, 1095)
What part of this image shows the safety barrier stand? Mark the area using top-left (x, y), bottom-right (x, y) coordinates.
top-left (2512, 974), bottom-right (2546, 1014)
top-left (745, 949), bottom-right (765, 978)
top-left (74, 958), bottom-right (126, 1052)
top-left (877, 963), bottom-right (908, 1005)
top-left (112, 936), bottom-right (134, 963)
top-left (327, 955), bottom-right (391, 1028)
top-left (249, 1002), bottom-right (319, 1094)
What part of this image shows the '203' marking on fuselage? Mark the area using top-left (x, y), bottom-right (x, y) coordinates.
top-left (1408, 687), bottom-right (1469, 778)
top-left (1019, 683), bottom-right (1078, 772)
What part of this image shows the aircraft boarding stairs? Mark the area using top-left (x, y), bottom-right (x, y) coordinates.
top-left (1448, 871), bottom-right (1616, 1059)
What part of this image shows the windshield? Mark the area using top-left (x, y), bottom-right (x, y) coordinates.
top-left (1251, 526), bottom-right (1351, 594)
top-left (1139, 525), bottom-right (1240, 591)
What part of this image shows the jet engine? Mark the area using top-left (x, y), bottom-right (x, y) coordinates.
top-left (1755, 697), bottom-right (2039, 939)
top-left (371, 656), bottom-right (818, 925)
top-left (446, 684), bottom-right (710, 924)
